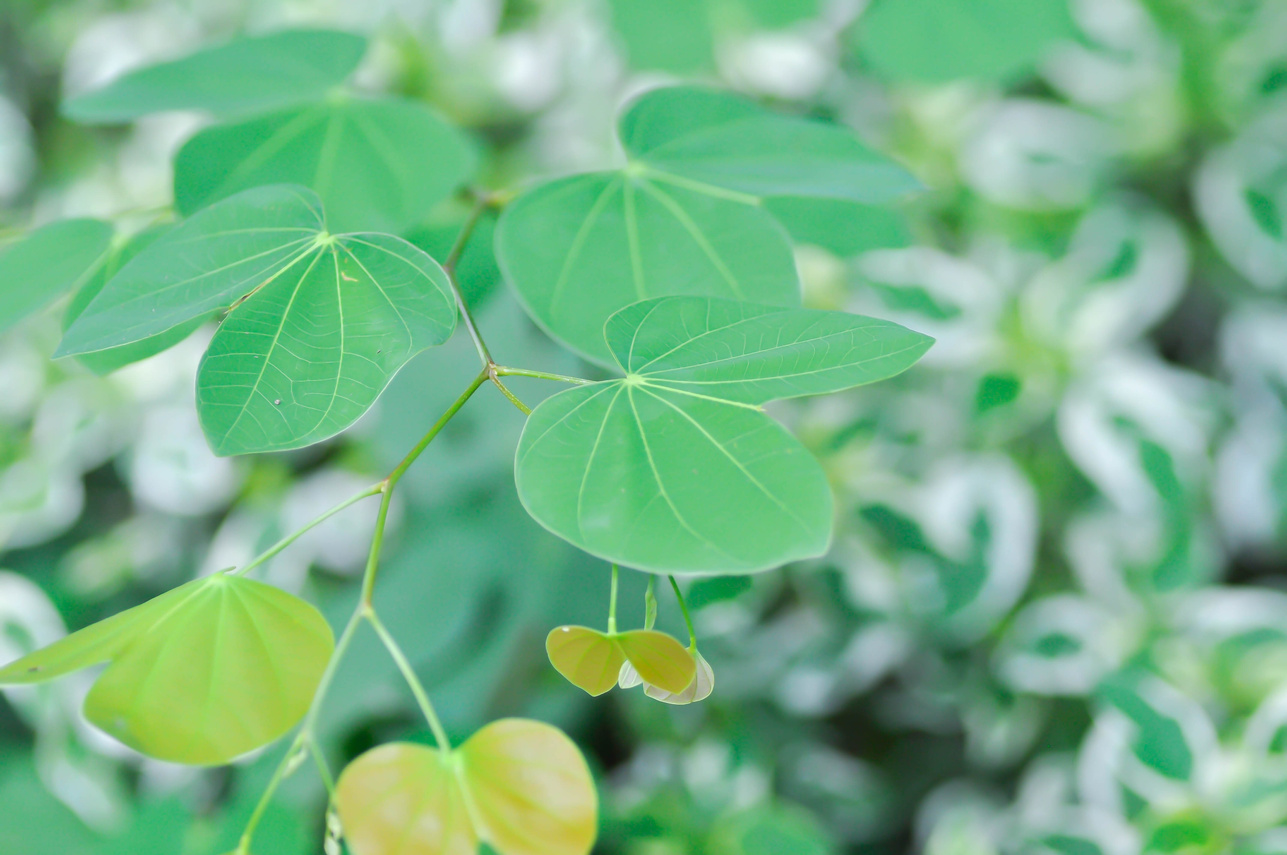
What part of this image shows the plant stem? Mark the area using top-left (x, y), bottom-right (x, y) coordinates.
top-left (669, 576), bottom-right (697, 650)
top-left (309, 741), bottom-right (337, 798)
top-left (366, 609), bottom-right (452, 751)
top-left (495, 366), bottom-right (593, 385)
top-left (235, 484), bottom-right (383, 578)
top-left (443, 196), bottom-right (494, 367)
top-left (386, 369), bottom-right (489, 487)
top-left (608, 564), bottom-right (619, 635)
top-left (644, 575), bottom-right (657, 631)
top-left (492, 377), bottom-right (532, 415)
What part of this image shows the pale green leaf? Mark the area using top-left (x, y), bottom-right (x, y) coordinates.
top-left (62, 29), bottom-right (367, 123)
top-left (545, 625), bottom-right (695, 696)
top-left (515, 296), bottom-right (932, 575)
top-left (496, 171), bottom-right (800, 364)
top-left (855, 0), bottom-right (1076, 84)
top-left (173, 96), bottom-right (476, 233)
top-left (0, 219), bottom-right (113, 336)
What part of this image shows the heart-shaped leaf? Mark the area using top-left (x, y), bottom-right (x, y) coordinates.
top-left (0, 218), bottom-right (113, 336)
top-left (515, 296), bottom-right (933, 575)
top-left (0, 573), bottom-right (334, 765)
top-left (336, 719), bottom-right (597, 855)
top-left (57, 185), bottom-right (457, 455)
top-left (497, 86), bottom-right (919, 364)
top-left (174, 96), bottom-right (476, 233)
top-left (62, 29), bottom-right (367, 124)
top-left (545, 625), bottom-right (695, 696)
top-left (619, 649), bottom-right (715, 704)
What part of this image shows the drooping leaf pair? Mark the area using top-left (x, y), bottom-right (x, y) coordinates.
top-left (496, 85), bottom-right (920, 364)
top-left (546, 625), bottom-right (696, 697)
top-left (335, 719), bottom-right (596, 855)
top-left (65, 28), bottom-right (476, 234)
top-left (618, 648), bottom-right (715, 704)
top-left (515, 296), bottom-right (934, 575)
top-left (57, 185), bottom-right (458, 455)
top-left (0, 573), bottom-right (333, 765)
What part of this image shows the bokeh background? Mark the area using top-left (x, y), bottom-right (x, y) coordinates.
top-left (4, 0), bottom-right (1287, 853)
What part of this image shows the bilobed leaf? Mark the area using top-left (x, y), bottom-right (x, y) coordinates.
top-left (621, 87), bottom-right (920, 204)
top-left (497, 86), bottom-right (918, 363)
top-left (0, 573), bottom-right (334, 766)
top-left (336, 720), bottom-right (597, 855)
top-left (62, 29), bottom-right (367, 123)
top-left (545, 625), bottom-right (695, 696)
top-left (173, 96), bottom-right (476, 233)
top-left (62, 224), bottom-right (207, 375)
top-left (620, 649), bottom-right (714, 704)
top-left (58, 185), bottom-right (457, 455)
top-left (854, 0), bottom-right (1076, 84)
top-left (0, 218), bottom-right (113, 336)
top-left (496, 171), bottom-right (799, 365)
top-left (515, 296), bottom-right (932, 575)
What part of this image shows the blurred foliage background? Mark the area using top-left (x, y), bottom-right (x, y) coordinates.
top-left (4, 0), bottom-right (1287, 853)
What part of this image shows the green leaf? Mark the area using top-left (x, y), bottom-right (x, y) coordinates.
top-left (545, 625), bottom-right (695, 696)
top-left (62, 29), bottom-right (367, 124)
top-left (61, 224), bottom-right (206, 375)
top-left (173, 95), bottom-right (476, 233)
top-left (515, 296), bottom-right (932, 575)
top-left (763, 197), bottom-right (913, 255)
top-left (497, 86), bottom-right (919, 363)
top-left (620, 87), bottom-right (921, 204)
top-left (58, 185), bottom-right (457, 455)
top-left (0, 574), bottom-right (334, 766)
top-left (496, 172), bottom-right (799, 364)
top-left (336, 720), bottom-right (597, 855)
top-left (854, 0), bottom-right (1076, 84)
top-left (0, 219), bottom-right (113, 336)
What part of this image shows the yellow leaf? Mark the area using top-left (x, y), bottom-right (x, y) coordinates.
top-left (545, 626), bottom-right (625, 696)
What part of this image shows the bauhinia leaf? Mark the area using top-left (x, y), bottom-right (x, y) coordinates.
top-left (173, 96), bottom-right (477, 233)
top-left (619, 649), bottom-right (715, 704)
top-left (57, 185), bottom-right (457, 455)
top-left (62, 29), bottom-right (368, 123)
top-left (515, 296), bottom-right (933, 575)
top-left (0, 218), bottom-right (113, 336)
top-left (0, 573), bottom-right (334, 765)
top-left (545, 625), bottom-right (695, 696)
top-left (336, 719), bottom-right (597, 855)
top-left (497, 85), bottom-right (919, 363)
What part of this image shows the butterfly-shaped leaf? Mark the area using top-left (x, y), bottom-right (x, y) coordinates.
top-left (173, 96), bottom-right (476, 233)
top-left (57, 185), bottom-right (457, 455)
top-left (0, 573), bottom-right (334, 765)
top-left (619, 649), bottom-right (715, 704)
top-left (545, 625), bottom-right (695, 696)
top-left (854, 0), bottom-right (1075, 84)
top-left (336, 719), bottom-right (596, 855)
top-left (515, 296), bottom-right (933, 575)
top-left (0, 218), bottom-right (113, 336)
top-left (497, 86), bottom-right (918, 364)
top-left (62, 29), bottom-right (367, 123)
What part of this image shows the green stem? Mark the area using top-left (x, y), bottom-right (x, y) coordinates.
top-left (235, 484), bottom-right (383, 578)
top-left (386, 369), bottom-right (489, 486)
top-left (669, 576), bottom-right (697, 650)
top-left (367, 609), bottom-right (452, 751)
top-left (607, 564), bottom-right (619, 635)
top-left (308, 741), bottom-right (337, 798)
top-left (444, 197), bottom-right (494, 366)
top-left (492, 376), bottom-right (532, 415)
top-left (494, 366), bottom-right (592, 386)
top-left (644, 575), bottom-right (657, 631)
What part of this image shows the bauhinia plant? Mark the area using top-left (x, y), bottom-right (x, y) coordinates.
top-left (0, 27), bottom-right (932, 855)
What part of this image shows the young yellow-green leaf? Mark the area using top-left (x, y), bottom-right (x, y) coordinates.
top-left (57, 185), bottom-right (457, 455)
top-left (546, 626), bottom-right (695, 696)
top-left (545, 626), bottom-right (626, 696)
top-left (0, 573), bottom-right (334, 766)
top-left (515, 296), bottom-right (933, 575)
top-left (62, 29), bottom-right (367, 124)
top-left (335, 743), bottom-right (477, 855)
top-left (173, 96), bottom-right (476, 233)
top-left (496, 172), bottom-right (799, 364)
top-left (0, 218), bottom-right (113, 336)
top-left (458, 719), bottom-right (598, 855)
top-left (83, 574), bottom-right (333, 765)
top-left (61, 224), bottom-right (207, 375)
top-left (854, 0), bottom-right (1076, 84)
top-left (336, 720), bottom-right (597, 855)
top-left (620, 86), bottom-right (920, 204)
top-left (644, 650), bottom-right (714, 704)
